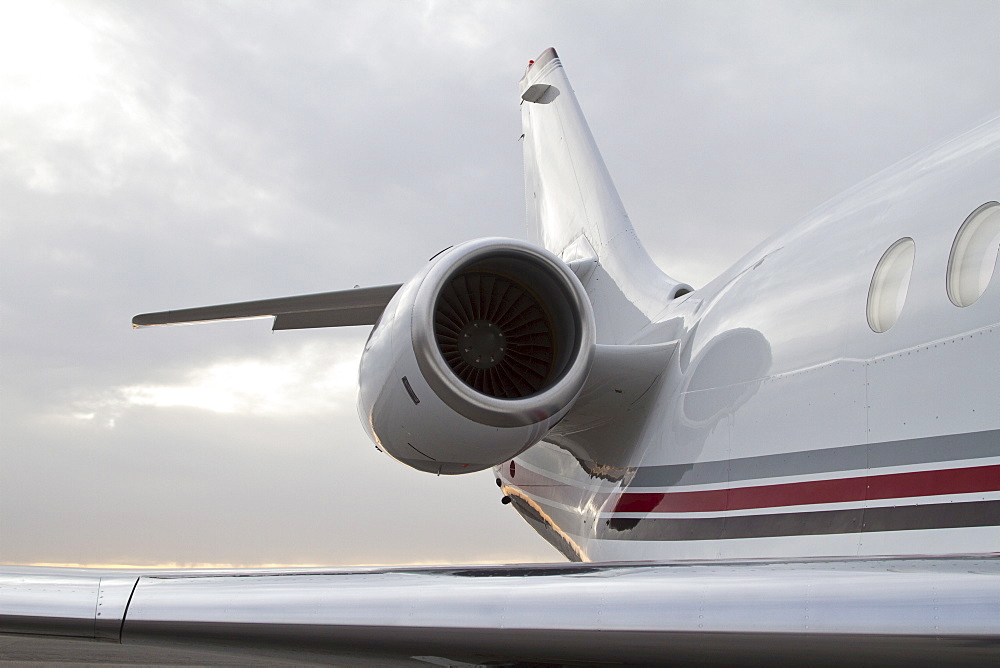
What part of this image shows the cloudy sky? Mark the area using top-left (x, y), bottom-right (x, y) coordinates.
top-left (2, 0), bottom-right (998, 567)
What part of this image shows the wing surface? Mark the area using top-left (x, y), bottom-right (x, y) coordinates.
top-left (2, 559), bottom-right (998, 665)
top-left (132, 284), bottom-right (401, 330)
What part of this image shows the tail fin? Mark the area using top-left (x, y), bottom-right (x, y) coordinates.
top-left (520, 48), bottom-right (690, 343)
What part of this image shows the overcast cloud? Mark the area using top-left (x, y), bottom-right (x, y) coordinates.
top-left (2, 0), bottom-right (998, 567)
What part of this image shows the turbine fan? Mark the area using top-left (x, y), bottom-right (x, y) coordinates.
top-left (434, 271), bottom-right (556, 398)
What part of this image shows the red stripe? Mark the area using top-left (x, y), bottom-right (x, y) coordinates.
top-left (612, 464), bottom-right (1000, 514)
top-left (867, 464), bottom-right (999, 500)
top-left (613, 489), bottom-right (729, 513)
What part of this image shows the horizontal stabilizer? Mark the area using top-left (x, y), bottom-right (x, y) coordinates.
top-left (132, 284), bottom-right (402, 330)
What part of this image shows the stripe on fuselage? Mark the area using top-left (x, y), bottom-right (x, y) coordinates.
top-left (502, 429), bottom-right (999, 543)
top-left (629, 429), bottom-right (997, 488)
top-left (601, 500), bottom-right (1000, 540)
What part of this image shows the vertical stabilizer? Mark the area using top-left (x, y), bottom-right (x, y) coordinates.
top-left (521, 49), bottom-right (690, 343)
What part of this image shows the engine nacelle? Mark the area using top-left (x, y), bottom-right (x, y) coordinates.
top-left (357, 238), bottom-right (595, 474)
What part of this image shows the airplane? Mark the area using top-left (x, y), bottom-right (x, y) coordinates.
top-left (2, 47), bottom-right (998, 665)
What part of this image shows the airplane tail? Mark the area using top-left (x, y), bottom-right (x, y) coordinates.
top-left (520, 49), bottom-right (691, 344)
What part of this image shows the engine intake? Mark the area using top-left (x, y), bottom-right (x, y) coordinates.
top-left (412, 240), bottom-right (594, 429)
top-left (358, 238), bottom-right (595, 473)
top-left (435, 269), bottom-right (555, 399)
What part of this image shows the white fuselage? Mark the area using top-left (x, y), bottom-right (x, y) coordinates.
top-left (500, 117), bottom-right (1000, 561)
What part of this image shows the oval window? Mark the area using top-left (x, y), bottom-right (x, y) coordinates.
top-left (947, 201), bottom-right (1000, 307)
top-left (867, 238), bottom-right (915, 333)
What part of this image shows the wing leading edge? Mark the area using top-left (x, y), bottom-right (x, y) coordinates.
top-left (131, 284), bottom-right (402, 330)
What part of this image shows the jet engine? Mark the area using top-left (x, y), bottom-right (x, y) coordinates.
top-left (357, 238), bottom-right (595, 474)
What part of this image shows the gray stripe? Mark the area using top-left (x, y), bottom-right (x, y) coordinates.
top-left (630, 429), bottom-right (999, 488)
top-left (600, 500), bottom-right (1000, 541)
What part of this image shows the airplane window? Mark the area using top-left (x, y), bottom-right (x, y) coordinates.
top-left (947, 201), bottom-right (1000, 307)
top-left (867, 238), bottom-right (915, 333)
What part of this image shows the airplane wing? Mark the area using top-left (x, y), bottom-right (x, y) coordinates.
top-left (2, 558), bottom-right (998, 665)
top-left (131, 284), bottom-right (402, 330)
